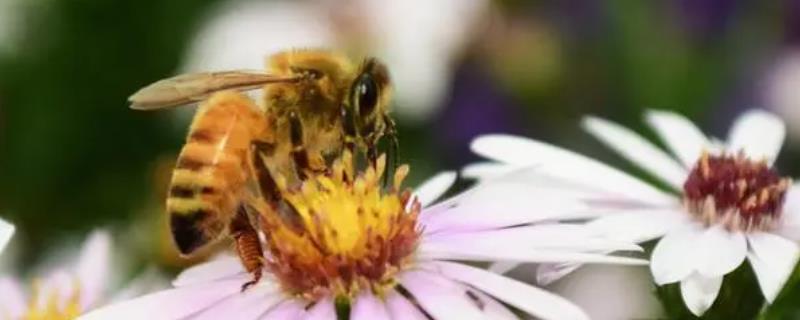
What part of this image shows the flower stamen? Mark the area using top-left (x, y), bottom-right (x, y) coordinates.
top-left (24, 279), bottom-right (82, 320)
top-left (683, 151), bottom-right (792, 231)
top-left (260, 152), bottom-right (421, 300)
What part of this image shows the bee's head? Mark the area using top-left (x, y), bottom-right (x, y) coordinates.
top-left (342, 58), bottom-right (396, 154)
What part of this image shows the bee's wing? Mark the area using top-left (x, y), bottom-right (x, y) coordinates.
top-left (128, 71), bottom-right (301, 110)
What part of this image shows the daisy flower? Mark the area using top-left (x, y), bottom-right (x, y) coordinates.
top-left (0, 217), bottom-right (13, 255)
top-left (467, 109), bottom-right (800, 316)
top-left (81, 152), bottom-right (644, 320)
top-left (0, 230), bottom-right (111, 319)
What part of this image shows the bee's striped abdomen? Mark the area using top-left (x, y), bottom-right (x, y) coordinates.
top-left (166, 91), bottom-right (266, 256)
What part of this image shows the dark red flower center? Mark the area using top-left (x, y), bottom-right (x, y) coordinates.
top-left (683, 152), bottom-right (791, 231)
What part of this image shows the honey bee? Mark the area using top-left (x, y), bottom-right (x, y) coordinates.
top-left (130, 49), bottom-right (396, 288)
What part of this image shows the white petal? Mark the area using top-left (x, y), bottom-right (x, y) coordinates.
top-left (301, 297), bottom-right (335, 320)
top-left (39, 270), bottom-right (76, 310)
top-left (470, 134), bottom-right (676, 205)
top-left (680, 273), bottom-right (722, 316)
top-left (582, 116), bottom-right (687, 190)
top-left (423, 261), bottom-right (589, 320)
top-left (747, 232), bottom-right (800, 302)
top-left (77, 230), bottom-right (112, 309)
top-left (420, 180), bottom-right (592, 234)
top-left (537, 263), bottom-right (583, 286)
top-left (548, 265), bottom-right (665, 320)
top-left (419, 239), bottom-right (647, 265)
top-left (650, 225), bottom-right (704, 285)
top-left (423, 224), bottom-right (642, 253)
top-left (727, 109), bottom-right (786, 163)
top-left (173, 256), bottom-right (245, 287)
top-left (0, 218), bottom-right (13, 255)
top-left (413, 171), bottom-right (457, 208)
top-left (399, 270), bottom-right (484, 320)
top-left (483, 168), bottom-right (678, 210)
top-left (80, 276), bottom-right (248, 320)
top-left (466, 289), bottom-right (518, 320)
top-left (0, 277), bottom-right (26, 318)
top-left (695, 225), bottom-right (747, 277)
top-left (586, 208), bottom-right (687, 243)
top-left (778, 184), bottom-right (800, 241)
top-left (645, 109), bottom-right (710, 168)
top-left (193, 285), bottom-right (282, 320)
top-left (260, 300), bottom-right (306, 319)
top-left (488, 261), bottom-right (519, 274)
top-left (351, 293), bottom-right (390, 320)
top-left (461, 162), bottom-right (522, 181)
top-left (385, 291), bottom-right (427, 320)
top-left (420, 224), bottom-right (646, 265)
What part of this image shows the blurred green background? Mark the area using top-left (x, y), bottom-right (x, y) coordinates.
top-left (2, 0), bottom-right (800, 318)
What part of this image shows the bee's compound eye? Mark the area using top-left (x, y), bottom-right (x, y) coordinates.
top-left (354, 74), bottom-right (379, 116)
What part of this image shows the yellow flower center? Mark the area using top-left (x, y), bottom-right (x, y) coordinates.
top-left (23, 279), bottom-right (82, 320)
top-left (261, 152), bottom-right (421, 300)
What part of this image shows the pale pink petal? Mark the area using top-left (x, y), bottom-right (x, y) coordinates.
top-left (300, 297), bottom-right (335, 320)
top-left (777, 184), bottom-right (800, 241)
top-left (582, 116), bottom-right (687, 190)
top-left (420, 181), bottom-right (591, 234)
top-left (680, 273), bottom-right (722, 316)
top-left (423, 224), bottom-right (642, 253)
top-left (419, 243), bottom-right (646, 265)
top-left (80, 276), bottom-right (248, 320)
top-left (487, 169), bottom-right (676, 209)
top-left (645, 109), bottom-right (709, 168)
top-left (422, 167), bottom-right (643, 228)
top-left (461, 162), bottom-right (522, 180)
top-left (413, 172), bottom-right (456, 207)
top-left (419, 228), bottom-right (646, 265)
top-left (260, 300), bottom-right (306, 319)
top-left (192, 284), bottom-right (282, 320)
top-left (650, 224), bottom-right (704, 285)
top-left (38, 270), bottom-right (76, 311)
top-left (586, 208), bottom-right (688, 243)
top-left (536, 262), bottom-right (583, 286)
top-left (399, 270), bottom-right (484, 320)
top-left (423, 261), bottom-right (589, 320)
top-left (488, 261), bottom-right (519, 275)
top-left (173, 256), bottom-right (245, 287)
top-left (727, 109), bottom-right (786, 164)
top-left (487, 167), bottom-right (615, 195)
top-left (384, 291), bottom-right (427, 320)
top-left (467, 289), bottom-right (518, 320)
top-left (470, 134), bottom-right (676, 205)
top-left (0, 277), bottom-right (26, 318)
top-left (695, 226), bottom-right (747, 277)
top-left (747, 232), bottom-right (800, 302)
top-left (350, 293), bottom-right (390, 320)
top-left (77, 230), bottom-right (112, 309)
top-left (548, 264), bottom-right (664, 319)
top-left (0, 217), bottom-right (13, 255)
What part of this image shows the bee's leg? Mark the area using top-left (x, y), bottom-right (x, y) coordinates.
top-left (230, 204), bottom-right (264, 292)
top-left (288, 111), bottom-right (314, 180)
top-left (251, 141), bottom-right (305, 233)
top-left (366, 142), bottom-right (378, 166)
top-left (383, 114), bottom-right (399, 187)
top-left (251, 140), bottom-right (281, 203)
